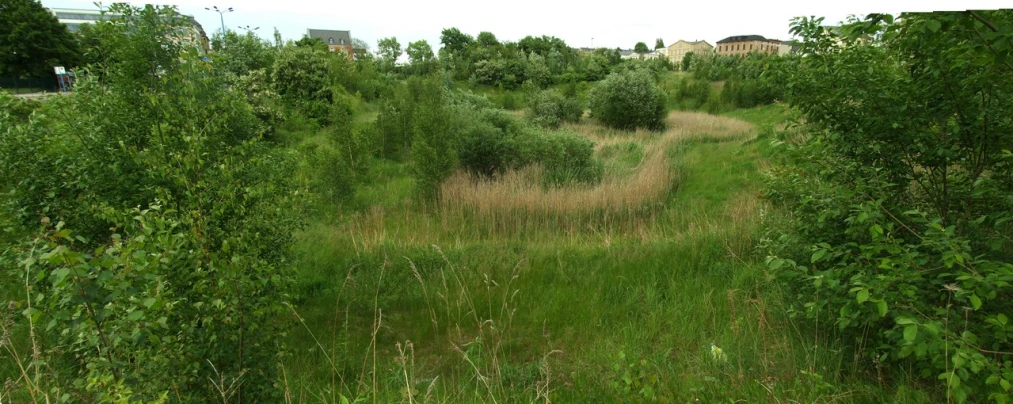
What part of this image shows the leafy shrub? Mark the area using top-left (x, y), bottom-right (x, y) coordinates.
top-left (499, 91), bottom-right (520, 110)
top-left (232, 68), bottom-right (283, 139)
top-left (0, 92), bottom-right (42, 124)
top-left (527, 89), bottom-right (582, 129)
top-left (456, 117), bottom-right (508, 177)
top-left (408, 77), bottom-right (456, 203)
top-left (0, 6), bottom-right (301, 400)
top-left (273, 46), bottom-right (332, 121)
top-left (534, 130), bottom-right (603, 186)
top-left (765, 12), bottom-right (1013, 403)
top-left (588, 69), bottom-right (667, 131)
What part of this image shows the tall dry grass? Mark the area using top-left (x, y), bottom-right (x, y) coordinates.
top-left (334, 111), bottom-right (758, 247)
top-left (435, 112), bottom-right (753, 234)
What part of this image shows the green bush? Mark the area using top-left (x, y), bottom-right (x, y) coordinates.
top-left (765, 12), bottom-right (1013, 403)
top-left (408, 77), bottom-right (456, 203)
top-left (526, 89), bottom-right (582, 129)
top-left (535, 130), bottom-right (603, 186)
top-left (0, 6), bottom-right (300, 400)
top-left (273, 46), bottom-right (332, 121)
top-left (232, 69), bottom-right (283, 140)
top-left (0, 92), bottom-right (42, 125)
top-left (588, 69), bottom-right (667, 131)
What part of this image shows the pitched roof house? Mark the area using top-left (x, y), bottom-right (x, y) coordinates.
top-left (306, 29), bottom-right (354, 56)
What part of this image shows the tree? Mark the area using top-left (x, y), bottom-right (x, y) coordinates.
top-left (525, 52), bottom-right (551, 87)
top-left (406, 39), bottom-right (436, 75)
top-left (588, 69), bottom-right (666, 130)
top-left (295, 36), bottom-right (327, 52)
top-left (477, 31), bottom-right (500, 48)
top-left (376, 36), bottom-right (402, 73)
top-left (352, 37), bottom-right (370, 51)
top-left (0, 0), bottom-right (82, 78)
top-left (440, 27), bottom-right (474, 54)
top-left (272, 46), bottom-right (332, 120)
top-left (210, 30), bottom-right (275, 78)
top-left (681, 51), bottom-right (694, 71)
top-left (439, 27), bottom-right (475, 80)
top-left (655, 38), bottom-right (665, 49)
top-left (634, 42), bottom-right (650, 54)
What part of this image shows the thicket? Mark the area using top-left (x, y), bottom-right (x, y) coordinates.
top-left (0, 6), bottom-right (300, 402)
top-left (374, 78), bottom-right (602, 192)
top-left (526, 88), bottom-right (583, 129)
top-left (764, 11), bottom-right (1013, 403)
top-left (670, 53), bottom-right (784, 113)
top-left (588, 69), bottom-right (667, 131)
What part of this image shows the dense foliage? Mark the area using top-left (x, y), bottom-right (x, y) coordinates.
top-left (589, 69), bottom-right (667, 131)
top-left (765, 11), bottom-right (1013, 403)
top-left (0, 0), bottom-right (82, 79)
top-left (0, 6), bottom-right (300, 401)
top-left (526, 88), bottom-right (583, 129)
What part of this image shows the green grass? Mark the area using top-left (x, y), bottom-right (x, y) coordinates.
top-left (721, 103), bottom-right (792, 127)
top-left (281, 104), bottom-right (933, 402)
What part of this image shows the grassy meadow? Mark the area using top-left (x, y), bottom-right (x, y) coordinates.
top-left (277, 101), bottom-right (933, 402)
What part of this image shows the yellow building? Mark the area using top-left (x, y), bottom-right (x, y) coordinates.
top-left (666, 40), bottom-right (713, 64)
top-left (715, 35), bottom-right (781, 57)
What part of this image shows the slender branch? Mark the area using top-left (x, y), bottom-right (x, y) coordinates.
top-left (968, 10), bottom-right (999, 33)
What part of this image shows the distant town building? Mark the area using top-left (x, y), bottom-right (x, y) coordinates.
top-left (306, 29), bottom-right (354, 57)
top-left (665, 40), bottom-right (713, 64)
top-left (50, 7), bottom-right (209, 53)
top-left (619, 49), bottom-right (665, 60)
top-left (715, 35), bottom-right (781, 57)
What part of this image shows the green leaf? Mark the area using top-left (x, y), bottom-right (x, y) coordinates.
top-left (769, 258), bottom-right (785, 270)
top-left (143, 298), bottom-right (157, 308)
top-left (999, 313), bottom-right (1008, 326)
top-left (857, 289), bottom-right (869, 304)
top-left (1002, 378), bottom-right (1011, 392)
top-left (876, 299), bottom-right (888, 316)
top-left (811, 249), bottom-right (826, 263)
top-left (970, 294), bottom-right (982, 310)
top-left (896, 317), bottom-right (916, 325)
top-left (128, 310), bottom-right (144, 321)
top-left (903, 325), bottom-right (918, 342)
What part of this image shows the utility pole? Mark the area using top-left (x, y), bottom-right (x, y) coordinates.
top-left (205, 6), bottom-right (233, 43)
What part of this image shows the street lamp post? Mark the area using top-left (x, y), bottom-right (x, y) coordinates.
top-left (204, 6), bottom-right (233, 39)
top-left (237, 25), bottom-right (259, 34)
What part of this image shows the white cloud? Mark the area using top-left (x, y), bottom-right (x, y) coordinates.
top-left (42, 0), bottom-right (1011, 51)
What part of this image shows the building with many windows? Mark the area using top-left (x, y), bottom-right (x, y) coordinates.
top-left (715, 35), bottom-right (781, 57)
top-left (50, 7), bottom-right (209, 53)
top-left (665, 40), bottom-right (713, 65)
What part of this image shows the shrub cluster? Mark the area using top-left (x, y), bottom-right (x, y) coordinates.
top-left (526, 89), bottom-right (583, 129)
top-left (765, 12), bottom-right (1013, 403)
top-left (588, 69), bottom-right (667, 131)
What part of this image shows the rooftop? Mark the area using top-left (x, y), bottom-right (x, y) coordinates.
top-left (716, 35), bottom-right (770, 44)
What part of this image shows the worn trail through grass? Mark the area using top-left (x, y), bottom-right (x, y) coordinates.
top-left (284, 105), bottom-right (899, 402)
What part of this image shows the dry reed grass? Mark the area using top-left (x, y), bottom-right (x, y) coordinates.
top-left (337, 111), bottom-right (760, 247)
top-left (438, 111), bottom-right (752, 222)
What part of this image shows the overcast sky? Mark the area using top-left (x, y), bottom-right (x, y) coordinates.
top-left (42, 0), bottom-right (1011, 52)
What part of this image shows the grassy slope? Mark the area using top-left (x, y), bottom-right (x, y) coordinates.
top-left (282, 104), bottom-right (931, 402)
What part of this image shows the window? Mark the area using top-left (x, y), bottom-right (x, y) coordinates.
top-left (339, 38), bottom-right (345, 45)
top-left (328, 37), bottom-right (334, 44)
